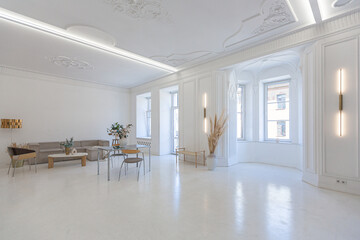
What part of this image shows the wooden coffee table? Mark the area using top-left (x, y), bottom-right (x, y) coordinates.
top-left (48, 153), bottom-right (88, 168)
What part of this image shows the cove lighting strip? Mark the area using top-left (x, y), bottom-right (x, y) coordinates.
top-left (0, 8), bottom-right (178, 73)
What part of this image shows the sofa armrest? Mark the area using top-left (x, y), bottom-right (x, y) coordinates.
top-left (99, 140), bottom-right (109, 147)
top-left (28, 143), bottom-right (40, 153)
top-left (28, 143), bottom-right (40, 162)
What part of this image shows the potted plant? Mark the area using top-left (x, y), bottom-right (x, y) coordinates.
top-left (61, 137), bottom-right (74, 155)
top-left (107, 123), bottom-right (133, 146)
top-left (207, 111), bottom-right (227, 170)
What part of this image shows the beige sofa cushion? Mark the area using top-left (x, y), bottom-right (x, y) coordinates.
top-left (40, 148), bottom-right (63, 153)
top-left (81, 140), bottom-right (98, 147)
top-left (39, 142), bottom-right (61, 149)
top-left (74, 141), bottom-right (81, 148)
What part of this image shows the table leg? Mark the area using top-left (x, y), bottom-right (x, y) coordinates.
top-left (48, 157), bottom-right (54, 169)
top-left (149, 147), bottom-right (151, 172)
top-left (97, 150), bottom-right (100, 175)
top-left (203, 151), bottom-right (206, 166)
top-left (81, 156), bottom-right (86, 167)
top-left (195, 153), bottom-right (197, 168)
top-left (107, 151), bottom-right (110, 181)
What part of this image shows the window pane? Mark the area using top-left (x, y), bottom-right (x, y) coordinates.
top-left (237, 87), bottom-right (243, 112)
top-left (267, 102), bottom-right (290, 121)
top-left (267, 82), bottom-right (289, 102)
top-left (173, 93), bottom-right (178, 107)
top-left (266, 81), bottom-right (290, 140)
top-left (174, 108), bottom-right (179, 138)
top-left (267, 120), bottom-right (289, 139)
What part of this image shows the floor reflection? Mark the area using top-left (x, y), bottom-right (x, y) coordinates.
top-left (234, 182), bottom-right (244, 233)
top-left (266, 183), bottom-right (292, 239)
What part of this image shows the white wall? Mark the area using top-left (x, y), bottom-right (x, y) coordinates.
top-left (234, 64), bottom-right (303, 169)
top-left (0, 67), bottom-right (130, 168)
top-left (303, 29), bottom-right (360, 195)
top-left (128, 13), bottom-right (360, 194)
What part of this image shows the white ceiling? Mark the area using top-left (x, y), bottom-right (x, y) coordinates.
top-left (0, 0), bottom-right (359, 88)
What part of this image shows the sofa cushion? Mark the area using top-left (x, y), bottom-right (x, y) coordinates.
top-left (39, 142), bottom-right (61, 149)
top-left (81, 140), bottom-right (98, 147)
top-left (40, 148), bottom-right (63, 153)
top-left (74, 141), bottom-right (81, 148)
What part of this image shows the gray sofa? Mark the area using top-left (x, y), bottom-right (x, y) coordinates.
top-left (28, 140), bottom-right (109, 164)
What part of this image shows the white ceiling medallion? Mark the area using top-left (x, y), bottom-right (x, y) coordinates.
top-left (332, 0), bottom-right (353, 8)
top-left (47, 56), bottom-right (94, 70)
top-left (253, 0), bottom-right (296, 35)
top-left (103, 0), bottom-right (171, 21)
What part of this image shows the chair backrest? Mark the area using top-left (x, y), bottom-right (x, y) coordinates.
top-left (122, 149), bottom-right (140, 154)
top-left (7, 147), bottom-right (14, 158)
top-left (7, 147), bottom-right (35, 157)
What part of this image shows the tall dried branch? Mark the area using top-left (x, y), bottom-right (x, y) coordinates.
top-left (207, 110), bottom-right (228, 154)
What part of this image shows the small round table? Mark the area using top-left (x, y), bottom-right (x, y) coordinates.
top-left (48, 153), bottom-right (88, 168)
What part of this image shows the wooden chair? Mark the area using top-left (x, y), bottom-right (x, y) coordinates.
top-left (7, 147), bottom-right (37, 177)
top-left (118, 149), bottom-right (145, 181)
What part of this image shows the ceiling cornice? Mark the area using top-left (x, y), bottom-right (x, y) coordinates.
top-left (130, 10), bottom-right (360, 92)
top-left (0, 7), bottom-right (177, 73)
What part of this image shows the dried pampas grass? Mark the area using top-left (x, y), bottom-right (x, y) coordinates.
top-left (207, 111), bottom-right (228, 154)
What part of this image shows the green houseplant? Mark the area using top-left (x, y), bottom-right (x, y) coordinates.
top-left (60, 137), bottom-right (74, 155)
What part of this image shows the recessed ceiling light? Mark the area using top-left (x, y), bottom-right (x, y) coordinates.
top-left (0, 7), bottom-right (178, 73)
top-left (332, 0), bottom-right (353, 8)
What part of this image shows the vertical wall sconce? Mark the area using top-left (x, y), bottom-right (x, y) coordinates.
top-left (203, 93), bottom-right (207, 133)
top-left (338, 68), bottom-right (344, 137)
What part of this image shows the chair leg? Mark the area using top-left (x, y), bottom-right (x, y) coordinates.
top-left (7, 159), bottom-right (12, 175)
top-left (29, 160), bottom-right (31, 170)
top-left (143, 160), bottom-right (145, 176)
top-left (34, 158), bottom-right (37, 173)
top-left (137, 161), bottom-right (141, 181)
top-left (118, 161), bottom-right (125, 181)
top-left (12, 160), bottom-right (18, 177)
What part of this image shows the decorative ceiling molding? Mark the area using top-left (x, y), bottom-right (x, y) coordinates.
top-left (332, 0), bottom-right (353, 8)
top-left (253, 0), bottom-right (296, 35)
top-left (47, 56), bottom-right (94, 70)
top-left (102, 0), bottom-right (171, 22)
top-left (153, 0), bottom-right (297, 67)
top-left (150, 51), bottom-right (217, 67)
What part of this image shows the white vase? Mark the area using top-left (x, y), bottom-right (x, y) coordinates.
top-left (206, 154), bottom-right (217, 170)
top-left (119, 138), bottom-right (127, 147)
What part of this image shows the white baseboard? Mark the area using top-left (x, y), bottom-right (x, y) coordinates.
top-left (319, 175), bottom-right (360, 195)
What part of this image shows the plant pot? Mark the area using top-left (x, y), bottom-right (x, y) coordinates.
top-left (65, 147), bottom-right (71, 155)
top-left (206, 154), bottom-right (217, 171)
top-left (119, 138), bottom-right (127, 147)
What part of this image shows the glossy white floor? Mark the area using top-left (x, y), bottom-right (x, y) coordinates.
top-left (1, 155), bottom-right (360, 240)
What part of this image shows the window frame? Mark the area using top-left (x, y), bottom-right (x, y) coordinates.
top-left (237, 84), bottom-right (246, 141)
top-left (170, 91), bottom-right (179, 153)
top-left (264, 79), bottom-right (291, 142)
top-left (145, 96), bottom-right (151, 138)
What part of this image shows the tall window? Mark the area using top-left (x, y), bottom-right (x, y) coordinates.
top-left (265, 81), bottom-right (290, 141)
top-left (170, 92), bottom-right (179, 153)
top-left (145, 97), bottom-right (151, 137)
top-left (237, 85), bottom-right (245, 140)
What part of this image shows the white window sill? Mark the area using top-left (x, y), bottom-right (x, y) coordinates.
top-left (236, 140), bottom-right (300, 145)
